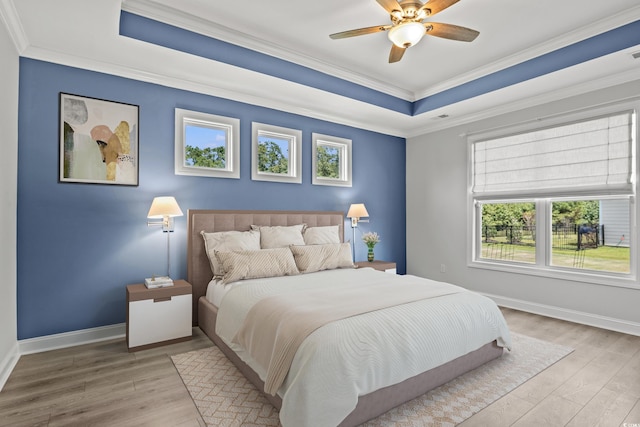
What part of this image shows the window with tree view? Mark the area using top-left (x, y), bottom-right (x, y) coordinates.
top-left (550, 199), bottom-right (630, 274)
top-left (185, 124), bottom-right (226, 169)
top-left (316, 144), bottom-right (340, 179)
top-left (257, 134), bottom-right (289, 175)
top-left (312, 133), bottom-right (352, 187)
top-left (481, 202), bottom-right (536, 264)
top-left (251, 123), bottom-right (301, 184)
top-left (470, 104), bottom-right (637, 283)
top-left (175, 108), bottom-right (239, 179)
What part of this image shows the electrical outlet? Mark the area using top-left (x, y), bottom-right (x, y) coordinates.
top-left (440, 264), bottom-right (446, 273)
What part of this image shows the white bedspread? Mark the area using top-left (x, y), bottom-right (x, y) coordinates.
top-left (205, 278), bottom-right (228, 307)
top-left (215, 268), bottom-right (512, 427)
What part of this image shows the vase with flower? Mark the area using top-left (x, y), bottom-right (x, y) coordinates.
top-left (362, 231), bottom-right (380, 262)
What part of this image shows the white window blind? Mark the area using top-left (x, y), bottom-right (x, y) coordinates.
top-left (472, 111), bottom-right (634, 197)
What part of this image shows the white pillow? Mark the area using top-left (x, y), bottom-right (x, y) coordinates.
top-left (289, 243), bottom-right (354, 273)
top-left (251, 224), bottom-right (306, 248)
top-left (303, 225), bottom-right (341, 245)
top-left (215, 248), bottom-right (300, 285)
top-left (201, 230), bottom-right (261, 277)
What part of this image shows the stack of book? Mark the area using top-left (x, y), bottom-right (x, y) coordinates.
top-left (144, 276), bottom-right (174, 288)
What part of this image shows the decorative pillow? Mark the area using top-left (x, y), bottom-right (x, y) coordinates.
top-left (250, 224), bottom-right (306, 248)
top-left (303, 225), bottom-right (341, 245)
top-left (289, 243), bottom-right (354, 274)
top-left (215, 248), bottom-right (299, 285)
top-left (201, 230), bottom-right (261, 277)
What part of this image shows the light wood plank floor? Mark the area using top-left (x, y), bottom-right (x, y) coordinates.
top-left (1, 309), bottom-right (639, 426)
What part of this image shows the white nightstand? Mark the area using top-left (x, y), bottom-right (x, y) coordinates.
top-left (355, 260), bottom-right (397, 274)
top-left (126, 279), bottom-right (192, 352)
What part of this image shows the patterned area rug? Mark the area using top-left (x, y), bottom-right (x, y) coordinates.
top-left (171, 333), bottom-right (572, 426)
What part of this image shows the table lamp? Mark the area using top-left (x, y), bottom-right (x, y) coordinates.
top-left (346, 203), bottom-right (369, 260)
top-left (147, 196), bottom-right (183, 280)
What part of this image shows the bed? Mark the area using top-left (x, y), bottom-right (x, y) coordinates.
top-left (187, 209), bottom-right (511, 427)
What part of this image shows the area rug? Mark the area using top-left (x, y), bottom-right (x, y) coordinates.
top-left (171, 333), bottom-right (572, 427)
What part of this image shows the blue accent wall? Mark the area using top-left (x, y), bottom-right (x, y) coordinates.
top-left (17, 58), bottom-right (406, 340)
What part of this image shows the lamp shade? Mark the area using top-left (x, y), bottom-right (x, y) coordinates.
top-left (147, 196), bottom-right (184, 218)
top-left (388, 22), bottom-right (425, 48)
top-left (347, 203), bottom-right (369, 219)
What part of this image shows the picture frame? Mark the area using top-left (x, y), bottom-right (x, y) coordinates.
top-left (175, 108), bottom-right (240, 179)
top-left (312, 133), bottom-right (352, 187)
top-left (251, 122), bottom-right (302, 184)
top-left (59, 93), bottom-right (139, 185)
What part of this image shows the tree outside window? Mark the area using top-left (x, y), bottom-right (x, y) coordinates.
top-left (257, 138), bottom-right (289, 175)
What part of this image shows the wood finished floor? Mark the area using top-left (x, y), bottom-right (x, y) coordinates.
top-left (1, 308), bottom-right (639, 426)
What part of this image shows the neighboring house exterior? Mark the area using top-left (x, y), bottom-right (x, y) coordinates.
top-left (600, 199), bottom-right (630, 247)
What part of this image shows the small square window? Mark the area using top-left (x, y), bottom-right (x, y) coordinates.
top-left (175, 109), bottom-right (239, 179)
top-left (312, 133), bottom-right (352, 187)
top-left (251, 123), bottom-right (301, 184)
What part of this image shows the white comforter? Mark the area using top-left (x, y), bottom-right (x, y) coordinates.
top-left (214, 268), bottom-right (512, 427)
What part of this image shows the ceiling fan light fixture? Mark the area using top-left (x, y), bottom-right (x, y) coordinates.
top-left (388, 22), bottom-right (425, 48)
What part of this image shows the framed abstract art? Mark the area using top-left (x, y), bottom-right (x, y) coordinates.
top-left (59, 93), bottom-right (139, 185)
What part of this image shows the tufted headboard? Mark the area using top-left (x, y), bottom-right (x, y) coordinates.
top-left (186, 209), bottom-right (345, 325)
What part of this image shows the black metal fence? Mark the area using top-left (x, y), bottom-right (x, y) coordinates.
top-left (555, 224), bottom-right (602, 250)
top-left (483, 224), bottom-right (603, 250)
top-left (482, 224), bottom-right (535, 246)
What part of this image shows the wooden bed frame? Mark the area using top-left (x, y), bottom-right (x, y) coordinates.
top-left (187, 209), bottom-right (503, 427)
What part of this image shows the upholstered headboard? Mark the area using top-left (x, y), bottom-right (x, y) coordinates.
top-left (187, 209), bottom-right (345, 325)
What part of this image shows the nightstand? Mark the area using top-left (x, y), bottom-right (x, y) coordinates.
top-left (355, 260), bottom-right (397, 274)
top-left (126, 279), bottom-right (192, 352)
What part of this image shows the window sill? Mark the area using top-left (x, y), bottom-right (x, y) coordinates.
top-left (469, 259), bottom-right (637, 290)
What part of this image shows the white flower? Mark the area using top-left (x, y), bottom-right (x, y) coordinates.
top-left (362, 231), bottom-right (380, 247)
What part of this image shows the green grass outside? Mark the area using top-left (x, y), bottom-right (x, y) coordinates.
top-left (481, 243), bottom-right (630, 273)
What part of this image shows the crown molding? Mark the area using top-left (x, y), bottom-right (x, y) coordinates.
top-left (17, 0), bottom-right (640, 140)
top-left (122, 0), bottom-right (640, 104)
top-left (20, 37), bottom-right (639, 140)
top-left (413, 5), bottom-right (640, 101)
top-left (0, 0), bottom-right (28, 53)
top-left (406, 68), bottom-right (640, 137)
top-left (20, 44), bottom-right (411, 137)
top-left (121, 0), bottom-right (415, 101)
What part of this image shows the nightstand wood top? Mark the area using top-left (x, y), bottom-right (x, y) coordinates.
top-left (354, 260), bottom-right (396, 271)
top-left (127, 279), bottom-right (192, 302)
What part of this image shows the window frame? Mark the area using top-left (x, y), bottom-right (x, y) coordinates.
top-left (251, 122), bottom-right (302, 184)
top-left (467, 101), bottom-right (638, 289)
top-left (174, 108), bottom-right (240, 179)
top-left (311, 133), bottom-right (352, 187)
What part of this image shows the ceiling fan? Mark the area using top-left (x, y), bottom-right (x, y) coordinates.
top-left (329, 0), bottom-right (479, 63)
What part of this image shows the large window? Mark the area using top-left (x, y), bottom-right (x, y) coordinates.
top-left (469, 103), bottom-right (637, 286)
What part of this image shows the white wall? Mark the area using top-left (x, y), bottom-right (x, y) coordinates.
top-left (407, 80), bottom-right (640, 335)
top-left (0, 14), bottom-right (19, 389)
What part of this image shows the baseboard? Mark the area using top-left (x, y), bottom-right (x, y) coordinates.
top-left (18, 323), bottom-right (126, 355)
top-left (485, 293), bottom-right (640, 337)
top-left (0, 341), bottom-right (19, 392)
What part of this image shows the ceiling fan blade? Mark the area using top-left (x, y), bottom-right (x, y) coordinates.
top-left (425, 22), bottom-right (479, 42)
top-left (330, 25), bottom-right (391, 39)
top-left (376, 0), bottom-right (403, 14)
top-left (418, 0), bottom-right (460, 17)
top-left (389, 44), bottom-right (406, 63)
